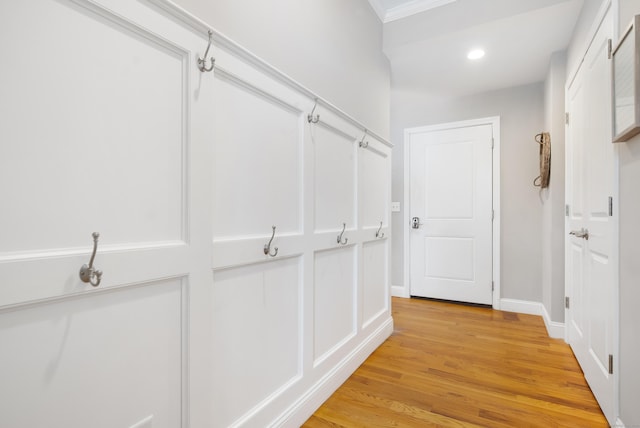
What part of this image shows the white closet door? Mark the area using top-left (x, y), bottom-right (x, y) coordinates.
top-left (566, 7), bottom-right (616, 424)
top-left (0, 1), bottom-right (213, 427)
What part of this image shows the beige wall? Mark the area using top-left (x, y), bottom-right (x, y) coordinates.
top-left (173, 0), bottom-right (391, 138)
top-left (390, 83), bottom-right (545, 302)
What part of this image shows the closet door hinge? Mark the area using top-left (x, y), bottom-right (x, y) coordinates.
top-left (609, 354), bottom-right (614, 374)
top-left (492, 209), bottom-right (495, 221)
top-left (491, 137), bottom-right (495, 149)
top-left (492, 281), bottom-right (495, 291)
top-left (565, 113), bottom-right (570, 125)
top-left (608, 196), bottom-right (613, 216)
top-left (565, 296), bottom-right (570, 309)
top-left (608, 39), bottom-right (613, 59)
top-left (565, 204), bottom-right (570, 216)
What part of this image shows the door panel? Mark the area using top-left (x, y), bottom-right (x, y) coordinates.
top-left (410, 124), bottom-right (493, 305)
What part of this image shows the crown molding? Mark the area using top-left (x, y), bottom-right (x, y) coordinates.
top-left (368, 0), bottom-right (456, 23)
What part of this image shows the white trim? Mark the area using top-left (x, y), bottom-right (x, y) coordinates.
top-left (391, 284), bottom-right (410, 298)
top-left (269, 317), bottom-right (394, 427)
top-left (541, 303), bottom-right (565, 339)
top-left (402, 117), bottom-right (501, 308)
top-left (500, 299), bottom-right (565, 339)
top-left (614, 417), bottom-right (626, 428)
top-left (384, 0), bottom-right (457, 23)
top-left (500, 298), bottom-right (544, 316)
top-left (366, 0), bottom-right (387, 22)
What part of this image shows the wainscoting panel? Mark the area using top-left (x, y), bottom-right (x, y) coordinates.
top-left (362, 239), bottom-right (389, 329)
top-left (313, 247), bottom-right (357, 365)
top-left (212, 257), bottom-right (302, 427)
top-left (312, 122), bottom-right (357, 233)
top-left (0, 279), bottom-right (185, 428)
top-left (0, 0), bottom-right (187, 254)
top-left (212, 70), bottom-right (304, 241)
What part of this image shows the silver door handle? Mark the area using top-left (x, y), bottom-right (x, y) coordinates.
top-left (412, 217), bottom-right (423, 229)
top-left (569, 228), bottom-right (589, 240)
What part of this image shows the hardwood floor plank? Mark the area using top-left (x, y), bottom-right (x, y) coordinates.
top-left (303, 297), bottom-right (607, 427)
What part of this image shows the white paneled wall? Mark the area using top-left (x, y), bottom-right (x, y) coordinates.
top-left (207, 12), bottom-right (393, 424)
top-left (0, 0), bottom-right (392, 427)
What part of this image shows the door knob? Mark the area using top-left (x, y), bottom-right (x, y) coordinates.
top-left (412, 217), bottom-right (423, 229)
top-left (569, 228), bottom-right (589, 240)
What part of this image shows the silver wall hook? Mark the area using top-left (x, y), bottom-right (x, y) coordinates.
top-left (79, 232), bottom-right (103, 287)
top-left (198, 30), bottom-right (215, 72)
top-left (264, 226), bottom-right (279, 257)
top-left (307, 99), bottom-right (320, 123)
top-left (337, 223), bottom-right (348, 245)
top-left (375, 221), bottom-right (384, 238)
top-left (359, 129), bottom-right (369, 148)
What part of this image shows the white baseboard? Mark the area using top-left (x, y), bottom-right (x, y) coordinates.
top-left (391, 284), bottom-right (410, 298)
top-left (270, 316), bottom-right (394, 427)
top-left (500, 298), bottom-right (565, 339)
top-left (540, 304), bottom-right (565, 339)
top-left (614, 417), bottom-right (625, 427)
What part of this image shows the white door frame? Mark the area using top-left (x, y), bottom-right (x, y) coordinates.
top-left (403, 117), bottom-right (501, 308)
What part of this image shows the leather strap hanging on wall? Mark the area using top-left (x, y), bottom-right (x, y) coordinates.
top-left (533, 132), bottom-right (551, 188)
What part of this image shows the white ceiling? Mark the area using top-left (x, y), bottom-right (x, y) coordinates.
top-left (369, 0), bottom-right (584, 98)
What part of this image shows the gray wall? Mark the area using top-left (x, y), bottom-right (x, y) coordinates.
top-left (541, 51), bottom-right (567, 323)
top-left (391, 84), bottom-right (545, 302)
top-left (173, 0), bottom-right (391, 138)
top-left (617, 1), bottom-right (640, 425)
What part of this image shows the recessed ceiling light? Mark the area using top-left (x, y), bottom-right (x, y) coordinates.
top-left (467, 49), bottom-right (485, 60)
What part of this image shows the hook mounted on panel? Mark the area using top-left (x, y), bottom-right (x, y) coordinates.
top-left (197, 30), bottom-right (215, 72)
top-left (307, 99), bottom-right (320, 124)
top-left (264, 226), bottom-right (279, 257)
top-left (359, 129), bottom-right (369, 148)
top-left (375, 221), bottom-right (384, 238)
top-left (337, 223), bottom-right (348, 245)
top-left (79, 232), bottom-right (103, 287)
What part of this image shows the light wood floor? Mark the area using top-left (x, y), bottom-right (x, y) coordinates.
top-left (304, 297), bottom-right (607, 427)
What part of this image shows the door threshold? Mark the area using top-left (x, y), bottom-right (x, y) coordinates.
top-left (409, 295), bottom-right (492, 309)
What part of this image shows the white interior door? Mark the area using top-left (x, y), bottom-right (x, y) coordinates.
top-left (0, 1), bottom-right (213, 426)
top-left (409, 123), bottom-right (493, 305)
top-left (565, 7), bottom-right (616, 425)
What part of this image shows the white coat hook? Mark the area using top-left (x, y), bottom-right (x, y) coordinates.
top-left (337, 223), bottom-right (348, 245)
top-left (79, 232), bottom-right (103, 287)
top-left (264, 226), bottom-right (279, 257)
top-left (375, 221), bottom-right (384, 238)
top-left (197, 30), bottom-right (215, 72)
top-left (307, 99), bottom-right (320, 123)
top-left (359, 129), bottom-right (369, 148)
